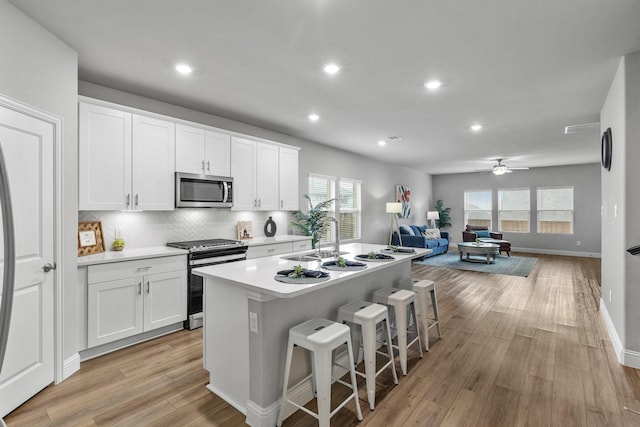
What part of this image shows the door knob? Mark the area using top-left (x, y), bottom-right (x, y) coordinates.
top-left (42, 262), bottom-right (56, 272)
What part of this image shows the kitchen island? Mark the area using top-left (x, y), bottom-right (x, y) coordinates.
top-left (193, 243), bottom-right (430, 427)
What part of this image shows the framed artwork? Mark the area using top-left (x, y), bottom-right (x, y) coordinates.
top-left (395, 184), bottom-right (411, 218)
top-left (78, 221), bottom-right (105, 257)
top-left (237, 221), bottom-right (253, 240)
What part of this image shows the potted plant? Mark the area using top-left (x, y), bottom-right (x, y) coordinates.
top-left (290, 194), bottom-right (334, 249)
top-left (434, 199), bottom-right (451, 229)
top-left (112, 238), bottom-right (125, 251)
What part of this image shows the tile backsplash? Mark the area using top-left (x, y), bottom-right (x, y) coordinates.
top-left (79, 209), bottom-right (292, 249)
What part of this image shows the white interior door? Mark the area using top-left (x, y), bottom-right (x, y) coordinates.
top-left (0, 103), bottom-right (55, 417)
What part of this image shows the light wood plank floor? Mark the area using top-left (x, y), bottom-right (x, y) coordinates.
top-left (6, 253), bottom-right (640, 426)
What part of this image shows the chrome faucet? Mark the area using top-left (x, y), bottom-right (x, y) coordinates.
top-left (329, 217), bottom-right (340, 258)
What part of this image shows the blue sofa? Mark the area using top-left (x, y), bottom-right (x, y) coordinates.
top-left (391, 224), bottom-right (449, 258)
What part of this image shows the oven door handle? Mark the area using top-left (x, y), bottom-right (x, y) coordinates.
top-left (190, 253), bottom-right (246, 266)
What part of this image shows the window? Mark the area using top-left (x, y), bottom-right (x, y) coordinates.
top-left (307, 174), bottom-right (361, 243)
top-left (498, 188), bottom-right (530, 232)
top-left (537, 187), bottom-right (574, 234)
top-left (308, 174), bottom-right (336, 243)
top-left (338, 178), bottom-right (361, 241)
top-left (464, 190), bottom-right (492, 228)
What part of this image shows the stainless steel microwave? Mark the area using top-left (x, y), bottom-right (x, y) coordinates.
top-left (175, 172), bottom-right (233, 208)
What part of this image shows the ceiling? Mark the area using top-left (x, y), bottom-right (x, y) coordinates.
top-left (9, 0), bottom-right (640, 174)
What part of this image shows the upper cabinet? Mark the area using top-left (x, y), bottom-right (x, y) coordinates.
top-left (175, 124), bottom-right (231, 176)
top-left (79, 102), bottom-right (175, 211)
top-left (231, 137), bottom-right (299, 211)
top-left (278, 146), bottom-right (299, 211)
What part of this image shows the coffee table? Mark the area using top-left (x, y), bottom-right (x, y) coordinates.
top-left (457, 242), bottom-right (500, 264)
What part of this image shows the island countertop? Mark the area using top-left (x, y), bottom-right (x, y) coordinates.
top-left (193, 242), bottom-right (430, 299)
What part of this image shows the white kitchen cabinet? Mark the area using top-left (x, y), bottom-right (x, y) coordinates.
top-left (231, 137), bottom-right (297, 211)
top-left (87, 256), bottom-right (186, 348)
top-left (278, 146), bottom-right (299, 210)
top-left (79, 101), bottom-right (175, 211)
top-left (245, 238), bottom-right (312, 259)
top-left (175, 124), bottom-right (231, 176)
top-left (256, 143), bottom-right (279, 210)
top-left (78, 102), bottom-right (132, 210)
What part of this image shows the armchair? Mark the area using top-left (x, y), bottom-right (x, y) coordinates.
top-left (462, 225), bottom-right (511, 256)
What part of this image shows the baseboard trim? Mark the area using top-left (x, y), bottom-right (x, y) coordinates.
top-left (244, 351), bottom-right (350, 427)
top-left (61, 353), bottom-right (80, 382)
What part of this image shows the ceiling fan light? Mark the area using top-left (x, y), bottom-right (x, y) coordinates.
top-left (493, 165), bottom-right (508, 175)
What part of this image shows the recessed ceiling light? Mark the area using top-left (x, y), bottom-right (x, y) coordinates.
top-left (323, 63), bottom-right (341, 75)
top-left (175, 63), bottom-right (193, 75)
top-left (378, 140), bottom-right (387, 146)
top-left (424, 80), bottom-right (442, 90)
top-left (308, 114), bottom-right (320, 122)
top-left (471, 124), bottom-right (483, 132)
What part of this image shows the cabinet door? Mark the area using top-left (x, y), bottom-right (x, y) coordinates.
top-left (132, 115), bottom-right (176, 210)
top-left (175, 124), bottom-right (205, 174)
top-left (143, 270), bottom-right (187, 331)
top-left (88, 277), bottom-right (144, 347)
top-left (230, 137), bottom-right (256, 210)
top-left (256, 143), bottom-right (279, 210)
top-left (278, 146), bottom-right (299, 210)
top-left (205, 130), bottom-right (231, 177)
top-left (79, 102), bottom-right (132, 210)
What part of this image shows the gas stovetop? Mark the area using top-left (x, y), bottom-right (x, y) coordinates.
top-left (166, 238), bottom-right (244, 253)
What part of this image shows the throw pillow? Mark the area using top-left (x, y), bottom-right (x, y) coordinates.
top-left (399, 225), bottom-right (415, 235)
top-left (475, 230), bottom-right (491, 238)
top-left (422, 229), bottom-right (441, 239)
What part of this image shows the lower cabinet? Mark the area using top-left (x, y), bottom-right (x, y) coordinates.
top-left (246, 238), bottom-right (312, 260)
top-left (87, 256), bottom-right (186, 348)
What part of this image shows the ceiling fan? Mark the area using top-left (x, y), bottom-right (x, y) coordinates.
top-left (478, 159), bottom-right (530, 175)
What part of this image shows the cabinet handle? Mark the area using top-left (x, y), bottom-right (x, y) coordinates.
top-left (253, 199), bottom-right (257, 208)
top-left (137, 282), bottom-right (142, 295)
top-left (135, 194), bottom-right (139, 207)
top-left (258, 199), bottom-right (261, 208)
top-left (201, 160), bottom-right (205, 173)
top-left (280, 200), bottom-right (283, 208)
top-left (146, 281), bottom-right (150, 294)
top-left (126, 194), bottom-right (130, 207)
top-left (206, 161), bottom-right (210, 172)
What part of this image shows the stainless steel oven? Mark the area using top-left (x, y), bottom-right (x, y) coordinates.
top-left (166, 239), bottom-right (247, 329)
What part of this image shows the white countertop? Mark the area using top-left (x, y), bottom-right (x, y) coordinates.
top-left (77, 246), bottom-right (188, 266)
top-left (193, 243), bottom-right (430, 298)
top-left (244, 235), bottom-right (312, 247)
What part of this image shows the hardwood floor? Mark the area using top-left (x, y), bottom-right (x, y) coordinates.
top-left (6, 253), bottom-right (640, 426)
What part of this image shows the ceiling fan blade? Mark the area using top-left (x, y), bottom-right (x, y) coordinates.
top-left (508, 167), bottom-right (529, 170)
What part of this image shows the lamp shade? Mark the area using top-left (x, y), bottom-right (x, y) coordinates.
top-left (386, 202), bottom-right (402, 214)
top-left (427, 211), bottom-right (440, 220)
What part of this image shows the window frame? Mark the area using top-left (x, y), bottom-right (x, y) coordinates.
top-left (536, 186), bottom-right (574, 234)
top-left (497, 187), bottom-right (531, 233)
top-left (338, 178), bottom-right (362, 242)
top-left (464, 189), bottom-right (493, 229)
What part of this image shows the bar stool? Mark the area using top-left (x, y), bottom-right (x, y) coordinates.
top-left (337, 300), bottom-right (399, 410)
top-left (277, 318), bottom-right (363, 427)
top-left (413, 279), bottom-right (441, 351)
top-left (372, 288), bottom-right (423, 375)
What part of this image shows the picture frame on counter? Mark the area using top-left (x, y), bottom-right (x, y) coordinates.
top-left (78, 221), bottom-right (106, 256)
top-left (237, 220), bottom-right (253, 240)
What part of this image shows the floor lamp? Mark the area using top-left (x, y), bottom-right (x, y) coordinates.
top-left (386, 202), bottom-right (403, 246)
top-left (427, 211), bottom-right (440, 229)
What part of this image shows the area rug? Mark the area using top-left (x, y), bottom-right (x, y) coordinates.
top-left (413, 251), bottom-right (538, 277)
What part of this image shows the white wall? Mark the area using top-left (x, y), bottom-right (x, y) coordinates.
top-left (78, 81), bottom-right (432, 247)
top-left (600, 51), bottom-right (640, 366)
top-left (0, 0), bottom-right (79, 368)
top-left (600, 57), bottom-right (627, 352)
top-left (432, 163), bottom-right (601, 256)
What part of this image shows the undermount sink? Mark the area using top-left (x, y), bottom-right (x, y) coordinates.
top-left (280, 250), bottom-right (348, 262)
